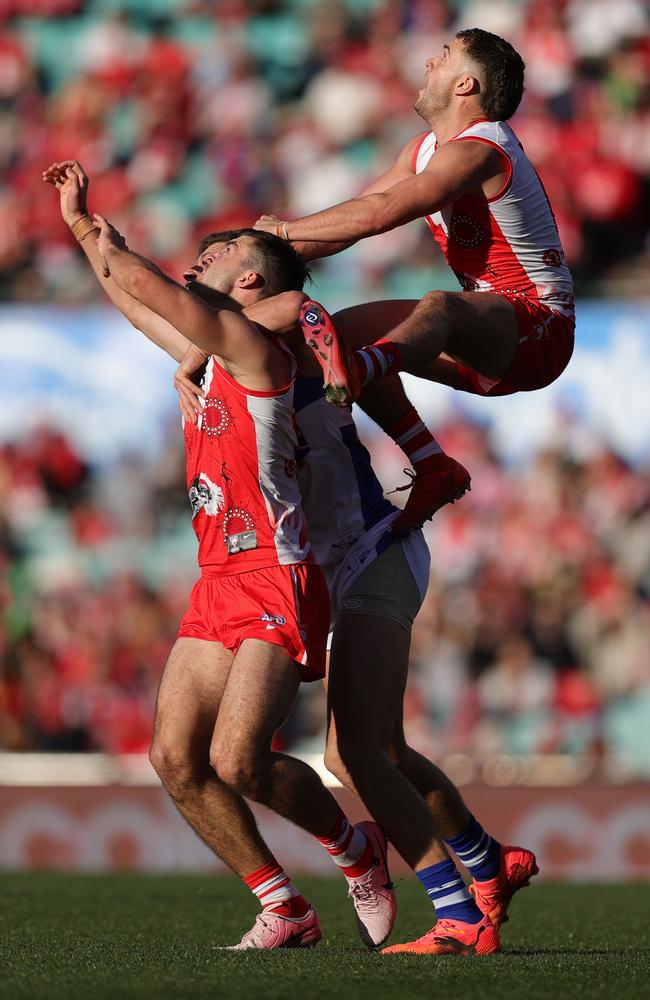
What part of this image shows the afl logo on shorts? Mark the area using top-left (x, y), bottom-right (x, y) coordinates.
top-left (449, 213), bottom-right (486, 249)
top-left (260, 612), bottom-right (287, 626)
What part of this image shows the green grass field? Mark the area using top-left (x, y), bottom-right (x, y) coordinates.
top-left (1, 874), bottom-right (648, 1000)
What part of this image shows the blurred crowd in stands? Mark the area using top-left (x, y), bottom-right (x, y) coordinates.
top-left (1, 0), bottom-right (649, 775)
top-left (2, 416), bottom-right (649, 775)
top-left (0, 0), bottom-right (648, 303)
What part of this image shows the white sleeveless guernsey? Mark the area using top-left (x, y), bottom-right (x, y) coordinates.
top-left (413, 120), bottom-right (574, 318)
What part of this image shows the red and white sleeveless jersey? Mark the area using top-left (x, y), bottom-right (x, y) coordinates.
top-left (183, 353), bottom-right (311, 576)
top-left (413, 120), bottom-right (574, 317)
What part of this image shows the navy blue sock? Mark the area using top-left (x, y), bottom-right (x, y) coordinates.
top-left (416, 858), bottom-right (483, 924)
top-left (446, 814), bottom-right (502, 882)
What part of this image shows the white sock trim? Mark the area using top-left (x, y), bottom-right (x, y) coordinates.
top-left (395, 420), bottom-right (427, 446)
top-left (430, 887), bottom-right (471, 907)
top-left (329, 825), bottom-right (367, 868)
top-left (411, 441), bottom-right (442, 463)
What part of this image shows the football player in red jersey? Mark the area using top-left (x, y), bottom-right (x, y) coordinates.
top-left (44, 160), bottom-right (398, 951)
top-left (255, 28), bottom-right (574, 540)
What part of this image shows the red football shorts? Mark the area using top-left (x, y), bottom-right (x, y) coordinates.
top-left (178, 563), bottom-right (329, 681)
top-left (454, 295), bottom-right (575, 397)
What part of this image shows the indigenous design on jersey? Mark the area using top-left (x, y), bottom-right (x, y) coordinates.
top-left (184, 354), bottom-right (310, 576)
top-left (293, 377), bottom-right (395, 576)
top-left (413, 120), bottom-right (574, 317)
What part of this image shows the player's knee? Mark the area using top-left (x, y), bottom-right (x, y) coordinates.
top-left (420, 289), bottom-right (449, 315)
top-left (149, 740), bottom-right (202, 800)
top-left (323, 740), bottom-right (348, 784)
top-left (210, 744), bottom-right (259, 797)
top-left (332, 736), bottom-right (382, 776)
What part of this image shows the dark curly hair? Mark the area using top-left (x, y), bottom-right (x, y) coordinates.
top-left (456, 28), bottom-right (525, 121)
top-left (196, 228), bottom-right (311, 297)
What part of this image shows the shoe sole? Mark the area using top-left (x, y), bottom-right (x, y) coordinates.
top-left (383, 926), bottom-right (500, 956)
top-left (299, 301), bottom-right (356, 406)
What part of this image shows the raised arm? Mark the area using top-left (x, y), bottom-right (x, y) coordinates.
top-left (43, 161), bottom-right (191, 363)
top-left (95, 215), bottom-right (276, 379)
top-left (255, 136), bottom-right (503, 247)
top-left (254, 134), bottom-right (422, 260)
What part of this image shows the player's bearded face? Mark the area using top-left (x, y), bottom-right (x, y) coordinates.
top-left (414, 72), bottom-right (455, 120)
top-left (414, 40), bottom-right (465, 121)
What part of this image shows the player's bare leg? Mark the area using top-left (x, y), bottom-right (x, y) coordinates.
top-left (325, 613), bottom-right (452, 870)
top-left (381, 290), bottom-right (518, 380)
top-left (325, 585), bottom-right (510, 955)
top-left (150, 638), bottom-right (320, 949)
top-left (209, 639), bottom-right (340, 836)
top-left (211, 637), bottom-right (396, 946)
top-left (326, 605), bottom-right (535, 948)
top-left (389, 716), bottom-right (470, 840)
top-left (324, 291), bottom-right (519, 385)
top-left (150, 638), bottom-right (273, 875)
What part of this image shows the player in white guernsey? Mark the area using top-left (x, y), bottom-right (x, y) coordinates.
top-left (255, 28), bottom-right (575, 537)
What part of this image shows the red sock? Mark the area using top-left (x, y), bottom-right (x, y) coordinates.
top-left (243, 860), bottom-right (309, 918)
top-left (354, 339), bottom-right (401, 387)
top-left (316, 809), bottom-right (373, 878)
top-left (386, 405), bottom-right (444, 472)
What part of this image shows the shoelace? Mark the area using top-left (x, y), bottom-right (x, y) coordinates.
top-left (426, 918), bottom-right (472, 942)
top-left (386, 468), bottom-right (415, 496)
top-left (239, 910), bottom-right (275, 946)
top-left (347, 869), bottom-right (382, 911)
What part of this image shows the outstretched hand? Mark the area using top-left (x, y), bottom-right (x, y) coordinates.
top-left (42, 160), bottom-right (89, 227)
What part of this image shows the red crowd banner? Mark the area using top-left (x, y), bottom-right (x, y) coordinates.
top-left (1, 784), bottom-right (649, 880)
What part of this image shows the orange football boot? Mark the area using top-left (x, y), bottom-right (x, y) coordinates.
top-left (299, 300), bottom-right (362, 407)
top-left (391, 455), bottom-right (471, 535)
top-left (382, 913), bottom-right (499, 956)
top-left (469, 845), bottom-right (539, 928)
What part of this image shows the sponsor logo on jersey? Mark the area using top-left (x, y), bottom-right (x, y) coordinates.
top-left (226, 529), bottom-right (257, 554)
